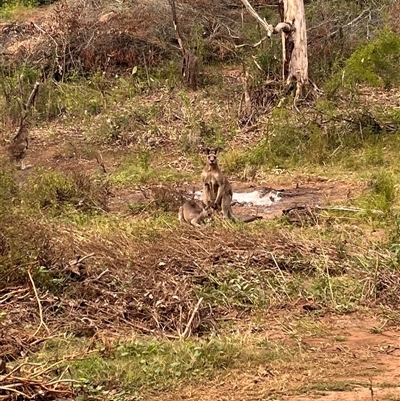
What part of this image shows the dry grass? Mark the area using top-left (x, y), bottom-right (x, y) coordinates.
top-left (0, 207), bottom-right (396, 364)
top-left (0, 0), bottom-right (245, 77)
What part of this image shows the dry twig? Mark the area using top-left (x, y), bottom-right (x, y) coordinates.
top-left (181, 297), bottom-right (203, 339)
top-left (27, 269), bottom-right (50, 338)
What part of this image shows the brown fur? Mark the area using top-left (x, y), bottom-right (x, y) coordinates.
top-left (178, 201), bottom-right (212, 227)
top-left (201, 149), bottom-right (262, 223)
top-left (201, 148), bottom-right (235, 219)
top-left (8, 119), bottom-right (29, 170)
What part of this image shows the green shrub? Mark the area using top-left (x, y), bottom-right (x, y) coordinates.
top-left (111, 152), bottom-right (193, 186)
top-left (328, 29), bottom-right (400, 93)
top-left (357, 170), bottom-right (397, 213)
top-left (0, 0), bottom-right (36, 7)
top-left (22, 170), bottom-right (108, 215)
top-left (0, 1), bottom-right (38, 19)
top-left (0, 164), bottom-right (18, 211)
top-left (0, 65), bottom-right (41, 123)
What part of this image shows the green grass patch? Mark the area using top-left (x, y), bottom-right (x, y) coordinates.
top-left (72, 338), bottom-right (240, 392)
top-left (19, 169), bottom-right (109, 217)
top-left (110, 152), bottom-right (194, 186)
top-left (300, 380), bottom-right (367, 393)
top-left (355, 170), bottom-right (397, 214)
top-left (36, 337), bottom-right (241, 395)
top-left (32, 334), bottom-right (299, 398)
top-left (196, 268), bottom-right (271, 309)
top-left (0, 0), bottom-right (38, 20)
top-left (309, 275), bottom-right (363, 313)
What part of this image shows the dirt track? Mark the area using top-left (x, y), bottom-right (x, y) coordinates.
top-left (148, 313), bottom-right (400, 401)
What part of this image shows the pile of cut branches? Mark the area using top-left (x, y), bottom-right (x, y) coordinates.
top-left (0, 0), bottom-right (244, 76)
top-left (0, 220), bottom-right (338, 346)
top-left (0, 360), bottom-right (76, 400)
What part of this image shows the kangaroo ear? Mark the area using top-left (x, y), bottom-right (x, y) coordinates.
top-left (215, 147), bottom-right (222, 155)
top-left (204, 147), bottom-right (210, 155)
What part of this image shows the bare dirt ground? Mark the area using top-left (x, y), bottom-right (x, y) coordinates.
top-left (148, 313), bottom-right (400, 401)
top-left (231, 179), bottom-right (362, 220)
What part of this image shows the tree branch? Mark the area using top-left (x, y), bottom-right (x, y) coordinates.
top-left (239, 0), bottom-right (291, 37)
top-left (327, 9), bottom-right (370, 38)
top-left (239, 0), bottom-right (274, 36)
top-left (168, 0), bottom-right (185, 55)
top-left (24, 81), bottom-right (40, 111)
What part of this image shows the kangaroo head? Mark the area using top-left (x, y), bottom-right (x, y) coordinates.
top-left (203, 204), bottom-right (214, 217)
top-left (205, 148), bottom-right (220, 165)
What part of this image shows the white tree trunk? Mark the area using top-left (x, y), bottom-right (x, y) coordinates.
top-left (282, 0), bottom-right (308, 96)
top-left (241, 0), bottom-right (309, 101)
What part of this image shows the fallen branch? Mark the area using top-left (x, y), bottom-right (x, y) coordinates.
top-left (0, 367), bottom-right (76, 401)
top-left (316, 205), bottom-right (384, 215)
top-left (27, 269), bottom-right (50, 338)
top-left (0, 288), bottom-right (28, 304)
top-left (283, 205), bottom-right (385, 215)
top-left (181, 297), bottom-right (203, 339)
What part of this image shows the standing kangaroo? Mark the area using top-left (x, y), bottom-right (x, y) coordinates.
top-left (178, 201), bottom-right (212, 227)
top-left (8, 81), bottom-right (39, 170)
top-left (8, 117), bottom-right (29, 170)
top-left (201, 148), bottom-right (262, 223)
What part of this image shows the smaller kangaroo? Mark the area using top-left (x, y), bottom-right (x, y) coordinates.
top-left (8, 81), bottom-right (39, 170)
top-left (178, 201), bottom-right (212, 227)
top-left (8, 118), bottom-right (29, 170)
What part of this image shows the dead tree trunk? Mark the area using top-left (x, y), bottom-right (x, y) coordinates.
top-left (240, 0), bottom-right (309, 102)
top-left (280, 0), bottom-right (308, 100)
top-left (168, 0), bottom-right (199, 90)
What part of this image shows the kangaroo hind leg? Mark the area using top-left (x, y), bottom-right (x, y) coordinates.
top-left (178, 206), bottom-right (184, 223)
top-left (222, 195), bottom-right (238, 222)
top-left (190, 218), bottom-right (202, 227)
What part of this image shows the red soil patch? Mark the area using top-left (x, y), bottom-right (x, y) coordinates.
top-left (147, 313), bottom-right (400, 401)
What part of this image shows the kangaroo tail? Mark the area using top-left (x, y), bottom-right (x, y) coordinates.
top-left (240, 215), bottom-right (263, 223)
